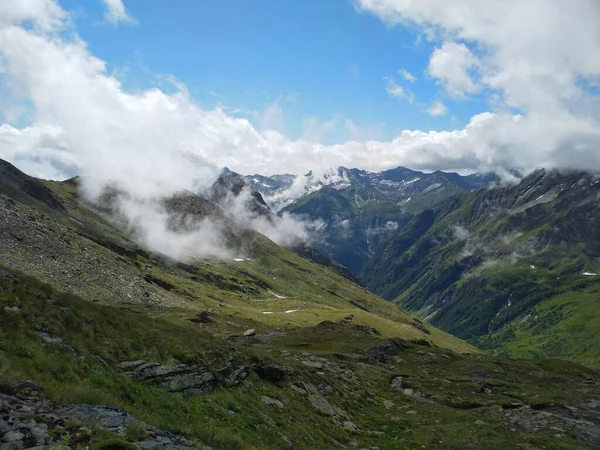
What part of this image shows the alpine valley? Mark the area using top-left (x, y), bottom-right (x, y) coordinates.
top-left (1, 158), bottom-right (599, 449)
top-left (251, 166), bottom-right (600, 369)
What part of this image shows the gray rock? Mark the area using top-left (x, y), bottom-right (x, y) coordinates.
top-left (253, 364), bottom-right (288, 381)
top-left (118, 359), bottom-right (147, 370)
top-left (19, 420), bottom-right (48, 445)
top-left (60, 344), bottom-right (77, 355)
top-left (390, 376), bottom-right (403, 391)
top-left (261, 396), bottom-right (284, 409)
top-left (3, 306), bottom-right (19, 313)
top-left (298, 380), bottom-right (319, 395)
top-left (91, 354), bottom-right (108, 366)
top-left (1, 431), bottom-right (23, 443)
top-left (302, 360), bottom-right (323, 369)
top-left (343, 421), bottom-right (358, 432)
top-left (244, 329), bottom-right (256, 337)
top-left (119, 359), bottom-right (249, 397)
top-left (59, 404), bottom-right (135, 435)
top-left (0, 420), bottom-right (11, 435)
top-left (308, 393), bottom-right (335, 416)
top-left (289, 383), bottom-right (307, 395)
top-left (383, 400), bottom-right (394, 409)
top-left (0, 270), bottom-right (14, 279)
top-left (318, 385), bottom-right (333, 396)
top-left (37, 332), bottom-right (65, 345)
top-left (0, 443), bottom-right (24, 450)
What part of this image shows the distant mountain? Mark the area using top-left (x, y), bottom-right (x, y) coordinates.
top-left (209, 170), bottom-right (275, 221)
top-left (361, 168), bottom-right (600, 366)
top-left (281, 184), bottom-right (412, 275)
top-left (209, 168), bottom-right (363, 283)
top-left (246, 165), bottom-right (499, 275)
top-left (245, 165), bottom-right (499, 213)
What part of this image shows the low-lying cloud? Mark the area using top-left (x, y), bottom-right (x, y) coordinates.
top-left (0, 1), bottom-right (599, 259)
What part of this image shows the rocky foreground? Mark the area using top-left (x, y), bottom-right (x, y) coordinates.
top-left (0, 375), bottom-right (198, 449)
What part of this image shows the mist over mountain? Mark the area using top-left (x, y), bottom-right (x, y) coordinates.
top-left (1, 1), bottom-right (600, 449)
top-left (241, 165), bottom-right (500, 274)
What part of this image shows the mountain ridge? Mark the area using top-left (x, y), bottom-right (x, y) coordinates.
top-left (361, 167), bottom-right (600, 367)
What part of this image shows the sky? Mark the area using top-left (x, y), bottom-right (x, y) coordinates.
top-left (0, 0), bottom-right (599, 184)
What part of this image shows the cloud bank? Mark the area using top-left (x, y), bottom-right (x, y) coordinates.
top-left (0, 0), bottom-right (598, 188)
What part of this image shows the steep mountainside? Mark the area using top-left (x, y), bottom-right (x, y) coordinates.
top-left (282, 185), bottom-right (412, 275)
top-left (1, 159), bottom-right (600, 449)
top-left (362, 169), bottom-right (600, 367)
top-left (260, 165), bottom-right (497, 275)
top-left (0, 158), bottom-right (467, 349)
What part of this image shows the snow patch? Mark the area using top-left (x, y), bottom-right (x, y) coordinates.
top-left (68, 217), bottom-right (84, 226)
top-left (262, 311), bottom-right (273, 315)
top-left (583, 272), bottom-right (597, 276)
top-left (271, 292), bottom-right (287, 299)
top-left (284, 309), bottom-right (298, 314)
top-left (403, 178), bottom-right (420, 186)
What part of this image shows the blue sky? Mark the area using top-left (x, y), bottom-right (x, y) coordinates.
top-left (0, 0), bottom-right (597, 181)
top-left (57, 0), bottom-right (483, 142)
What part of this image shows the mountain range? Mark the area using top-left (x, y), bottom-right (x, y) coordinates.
top-left (243, 164), bottom-right (600, 369)
top-left (244, 166), bottom-right (499, 275)
top-left (1, 158), bottom-right (599, 449)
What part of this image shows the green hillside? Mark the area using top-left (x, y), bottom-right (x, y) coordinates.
top-left (282, 185), bottom-right (412, 275)
top-left (362, 169), bottom-right (600, 367)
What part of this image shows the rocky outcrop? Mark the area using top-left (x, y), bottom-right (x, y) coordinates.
top-left (292, 380), bottom-right (336, 416)
top-left (0, 375), bottom-right (197, 449)
top-left (253, 364), bottom-right (289, 381)
top-left (118, 358), bottom-right (250, 397)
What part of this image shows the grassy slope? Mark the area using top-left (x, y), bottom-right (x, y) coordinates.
top-left (2, 270), bottom-right (599, 449)
top-left (362, 170), bottom-right (600, 367)
top-left (0, 171), bottom-right (473, 353)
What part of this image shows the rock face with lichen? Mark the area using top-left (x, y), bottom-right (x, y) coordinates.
top-left (118, 359), bottom-right (250, 397)
top-left (0, 375), bottom-right (196, 449)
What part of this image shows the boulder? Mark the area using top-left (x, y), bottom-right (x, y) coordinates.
top-left (343, 421), bottom-right (358, 432)
top-left (261, 396), bottom-right (284, 409)
top-left (254, 364), bottom-right (288, 381)
top-left (244, 329), bottom-right (256, 337)
top-left (119, 359), bottom-right (249, 397)
top-left (2, 431), bottom-right (24, 443)
top-left (390, 376), bottom-right (403, 391)
top-left (308, 393), bottom-right (335, 416)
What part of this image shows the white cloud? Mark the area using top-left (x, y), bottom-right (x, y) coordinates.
top-left (357, 0), bottom-right (600, 172)
top-left (428, 41), bottom-right (479, 98)
top-left (259, 98), bottom-right (285, 133)
top-left (398, 68), bottom-right (416, 82)
top-left (385, 77), bottom-right (414, 103)
top-left (385, 77), bottom-right (405, 99)
top-left (359, 0), bottom-right (600, 112)
top-left (101, 0), bottom-right (136, 25)
top-left (0, 0), bottom-right (67, 31)
top-left (427, 100), bottom-right (448, 117)
top-left (0, 0), bottom-right (598, 199)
